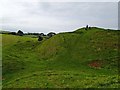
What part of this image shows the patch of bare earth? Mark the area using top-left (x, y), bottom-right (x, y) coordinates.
top-left (88, 60), bottom-right (103, 69)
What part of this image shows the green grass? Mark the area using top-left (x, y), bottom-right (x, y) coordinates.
top-left (0, 34), bottom-right (2, 89)
top-left (2, 27), bottom-right (120, 88)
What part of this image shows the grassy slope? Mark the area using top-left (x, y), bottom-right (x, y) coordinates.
top-left (2, 27), bottom-right (120, 88)
top-left (0, 34), bottom-right (2, 89)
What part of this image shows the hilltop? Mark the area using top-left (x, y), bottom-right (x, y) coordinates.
top-left (2, 27), bottom-right (119, 88)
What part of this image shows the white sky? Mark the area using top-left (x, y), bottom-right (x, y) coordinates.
top-left (0, 0), bottom-right (119, 33)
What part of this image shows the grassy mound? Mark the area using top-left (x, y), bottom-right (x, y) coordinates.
top-left (2, 27), bottom-right (119, 88)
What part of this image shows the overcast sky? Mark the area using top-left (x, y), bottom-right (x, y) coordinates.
top-left (0, 0), bottom-right (119, 33)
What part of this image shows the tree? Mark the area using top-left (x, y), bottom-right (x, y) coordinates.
top-left (38, 36), bottom-right (43, 41)
top-left (47, 32), bottom-right (56, 38)
top-left (17, 30), bottom-right (24, 36)
top-left (40, 33), bottom-right (45, 37)
top-left (9, 32), bottom-right (16, 35)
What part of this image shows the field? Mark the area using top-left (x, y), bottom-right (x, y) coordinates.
top-left (2, 27), bottom-right (120, 88)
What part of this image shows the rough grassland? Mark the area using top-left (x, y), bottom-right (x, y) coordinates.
top-left (2, 27), bottom-right (120, 88)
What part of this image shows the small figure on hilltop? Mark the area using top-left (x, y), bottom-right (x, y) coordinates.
top-left (17, 30), bottom-right (24, 36)
top-left (86, 25), bottom-right (88, 29)
top-left (85, 25), bottom-right (89, 30)
top-left (38, 35), bottom-right (43, 41)
top-left (89, 26), bottom-right (91, 29)
top-left (85, 25), bottom-right (91, 30)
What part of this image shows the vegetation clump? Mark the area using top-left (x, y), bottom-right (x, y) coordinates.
top-left (38, 35), bottom-right (43, 41)
top-left (47, 32), bottom-right (56, 38)
top-left (17, 30), bottom-right (24, 36)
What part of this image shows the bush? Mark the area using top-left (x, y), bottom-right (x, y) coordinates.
top-left (17, 30), bottom-right (24, 36)
top-left (38, 36), bottom-right (43, 41)
top-left (9, 32), bottom-right (16, 35)
top-left (47, 32), bottom-right (56, 38)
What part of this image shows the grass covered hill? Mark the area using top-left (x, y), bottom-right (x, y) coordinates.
top-left (2, 27), bottom-right (120, 88)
